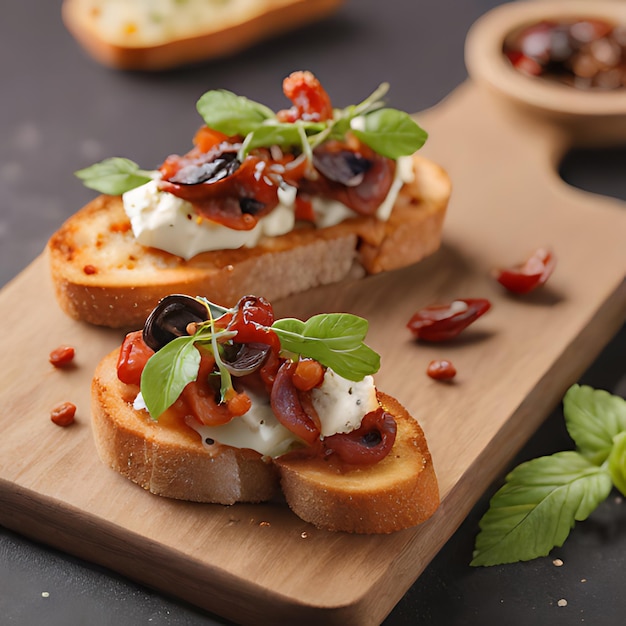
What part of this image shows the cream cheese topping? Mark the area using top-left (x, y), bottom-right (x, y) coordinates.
top-left (123, 179), bottom-right (296, 260)
top-left (122, 155), bottom-right (414, 260)
top-left (311, 369), bottom-right (378, 437)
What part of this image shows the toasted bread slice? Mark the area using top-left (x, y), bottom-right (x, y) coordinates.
top-left (92, 349), bottom-right (440, 533)
top-left (62, 0), bottom-right (345, 70)
top-left (48, 154), bottom-right (450, 328)
top-left (92, 350), bottom-right (280, 504)
top-left (276, 393), bottom-right (440, 533)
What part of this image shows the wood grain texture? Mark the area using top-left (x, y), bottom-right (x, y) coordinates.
top-left (0, 77), bottom-right (624, 625)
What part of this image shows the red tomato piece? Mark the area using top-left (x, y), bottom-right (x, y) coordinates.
top-left (193, 126), bottom-right (230, 153)
top-left (228, 296), bottom-right (281, 353)
top-left (277, 70), bottom-right (333, 122)
top-left (407, 298), bottom-right (491, 342)
top-left (116, 330), bottom-right (155, 385)
top-left (494, 248), bottom-right (556, 294)
top-left (181, 353), bottom-right (233, 426)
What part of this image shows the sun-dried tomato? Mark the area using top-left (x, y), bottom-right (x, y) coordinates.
top-left (228, 296), bottom-right (280, 353)
top-left (117, 330), bottom-right (154, 385)
top-left (407, 298), bottom-right (491, 342)
top-left (181, 352), bottom-right (233, 426)
top-left (277, 70), bottom-right (334, 122)
top-left (494, 247), bottom-right (556, 294)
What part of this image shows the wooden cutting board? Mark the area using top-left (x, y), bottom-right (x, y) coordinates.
top-left (1, 8), bottom-right (625, 624)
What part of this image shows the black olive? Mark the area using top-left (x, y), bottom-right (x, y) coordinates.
top-left (312, 148), bottom-right (371, 186)
top-left (169, 151), bottom-right (240, 185)
top-left (143, 294), bottom-right (209, 351)
top-left (222, 342), bottom-right (271, 376)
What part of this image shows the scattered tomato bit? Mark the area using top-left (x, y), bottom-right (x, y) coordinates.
top-left (51, 401), bottom-right (76, 427)
top-left (494, 247), bottom-right (555, 294)
top-left (427, 359), bottom-right (457, 381)
top-left (49, 345), bottom-right (75, 367)
top-left (83, 264), bottom-right (98, 275)
top-left (407, 298), bottom-right (491, 342)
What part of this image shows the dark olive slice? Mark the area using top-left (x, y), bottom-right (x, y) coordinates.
top-left (143, 294), bottom-right (209, 351)
top-left (221, 342), bottom-right (271, 376)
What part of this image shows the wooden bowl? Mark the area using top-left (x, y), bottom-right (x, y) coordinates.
top-left (464, 1), bottom-right (626, 147)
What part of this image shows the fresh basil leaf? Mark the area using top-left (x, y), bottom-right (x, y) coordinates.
top-left (564, 384), bottom-right (626, 465)
top-left (351, 108), bottom-right (428, 159)
top-left (608, 431), bottom-right (626, 497)
top-left (471, 451), bottom-right (612, 566)
top-left (140, 336), bottom-right (201, 419)
top-left (75, 157), bottom-right (153, 195)
top-left (196, 89), bottom-right (275, 136)
top-left (272, 313), bottom-right (380, 381)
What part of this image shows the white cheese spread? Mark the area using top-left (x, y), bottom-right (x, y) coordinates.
top-left (122, 155), bottom-right (413, 260)
top-left (311, 369), bottom-right (378, 437)
top-left (123, 180), bottom-right (296, 260)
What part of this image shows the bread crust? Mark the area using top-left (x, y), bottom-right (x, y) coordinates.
top-left (92, 350), bottom-right (280, 504)
top-left (48, 154), bottom-right (450, 328)
top-left (276, 393), bottom-right (440, 534)
top-left (91, 349), bottom-right (439, 532)
top-left (62, 0), bottom-right (346, 70)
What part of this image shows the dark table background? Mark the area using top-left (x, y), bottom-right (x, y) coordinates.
top-left (1, 1), bottom-right (624, 624)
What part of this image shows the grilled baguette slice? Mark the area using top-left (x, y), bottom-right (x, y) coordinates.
top-left (91, 350), bottom-right (280, 505)
top-left (276, 392), bottom-right (440, 534)
top-left (48, 153), bottom-right (451, 329)
top-left (62, 0), bottom-right (345, 70)
top-left (91, 348), bottom-right (440, 533)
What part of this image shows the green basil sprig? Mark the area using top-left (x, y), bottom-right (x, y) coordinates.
top-left (196, 81), bottom-right (427, 160)
top-left (75, 81), bottom-right (427, 194)
top-left (272, 313), bottom-right (380, 382)
top-left (471, 385), bottom-right (626, 567)
top-left (75, 157), bottom-right (154, 195)
top-left (139, 304), bottom-right (380, 420)
top-left (195, 89), bottom-right (275, 136)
